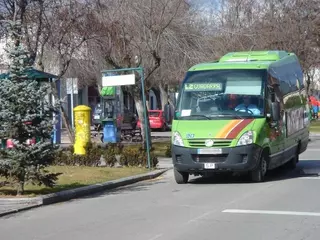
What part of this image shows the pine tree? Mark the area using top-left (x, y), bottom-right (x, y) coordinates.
top-left (0, 20), bottom-right (60, 195)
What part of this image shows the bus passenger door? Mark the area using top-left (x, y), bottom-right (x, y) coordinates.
top-left (267, 87), bottom-right (285, 169)
top-left (267, 118), bottom-right (285, 169)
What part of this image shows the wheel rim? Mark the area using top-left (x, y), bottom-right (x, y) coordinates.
top-left (261, 157), bottom-right (267, 176)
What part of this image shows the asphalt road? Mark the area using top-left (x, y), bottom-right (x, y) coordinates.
top-left (2, 139), bottom-right (320, 240)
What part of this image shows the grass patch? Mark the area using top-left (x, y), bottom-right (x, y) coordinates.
top-left (310, 120), bottom-right (320, 133)
top-left (0, 166), bottom-right (148, 197)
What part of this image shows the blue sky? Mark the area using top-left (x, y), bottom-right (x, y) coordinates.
top-left (187, 0), bottom-right (220, 15)
top-left (188, 0), bottom-right (217, 5)
top-left (187, 0), bottom-right (218, 10)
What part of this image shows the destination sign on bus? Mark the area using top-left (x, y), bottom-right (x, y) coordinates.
top-left (184, 83), bottom-right (222, 91)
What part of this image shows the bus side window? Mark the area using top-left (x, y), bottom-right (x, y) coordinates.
top-left (266, 86), bottom-right (275, 116)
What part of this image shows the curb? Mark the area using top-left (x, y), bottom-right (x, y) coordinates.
top-left (310, 133), bottom-right (320, 137)
top-left (0, 168), bottom-right (169, 217)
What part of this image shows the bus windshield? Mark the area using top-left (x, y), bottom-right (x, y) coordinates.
top-left (176, 69), bottom-right (266, 120)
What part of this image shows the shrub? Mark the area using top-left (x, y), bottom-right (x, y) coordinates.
top-left (53, 148), bottom-right (73, 166)
top-left (53, 142), bottom-right (159, 168)
top-left (82, 142), bottom-right (103, 166)
top-left (138, 150), bottom-right (159, 168)
top-left (102, 143), bottom-right (118, 167)
top-left (165, 144), bottom-right (172, 157)
top-left (119, 146), bottom-right (158, 168)
top-left (53, 142), bottom-right (103, 166)
top-left (119, 147), bottom-right (139, 167)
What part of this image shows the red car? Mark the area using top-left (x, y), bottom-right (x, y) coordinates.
top-left (137, 110), bottom-right (168, 131)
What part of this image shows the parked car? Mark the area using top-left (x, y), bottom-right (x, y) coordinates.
top-left (137, 110), bottom-right (168, 131)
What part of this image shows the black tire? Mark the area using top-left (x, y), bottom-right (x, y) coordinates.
top-left (174, 168), bottom-right (189, 184)
top-left (250, 155), bottom-right (268, 182)
top-left (287, 150), bottom-right (299, 170)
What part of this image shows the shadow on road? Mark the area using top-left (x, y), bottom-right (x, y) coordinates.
top-left (78, 178), bottom-right (168, 200)
top-left (189, 160), bottom-right (320, 185)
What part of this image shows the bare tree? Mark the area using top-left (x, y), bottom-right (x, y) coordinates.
top-left (5, 0), bottom-right (315, 146)
top-left (0, 0), bottom-right (54, 69)
top-left (152, 12), bottom-right (215, 110)
top-left (40, 0), bottom-right (103, 143)
top-left (83, 0), bottom-right (188, 146)
top-left (0, 0), bottom-right (88, 142)
top-left (250, 0), bottom-right (319, 92)
top-left (196, 0), bottom-right (320, 73)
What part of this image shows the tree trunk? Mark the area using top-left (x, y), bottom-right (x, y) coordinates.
top-left (152, 87), bottom-right (161, 110)
top-left (159, 83), bottom-right (168, 111)
top-left (17, 180), bottom-right (25, 196)
top-left (146, 91), bottom-right (150, 111)
top-left (134, 97), bottom-right (152, 149)
top-left (306, 72), bottom-right (312, 95)
top-left (60, 106), bottom-right (75, 144)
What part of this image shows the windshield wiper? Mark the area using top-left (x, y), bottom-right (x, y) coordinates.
top-left (182, 114), bottom-right (211, 120)
top-left (220, 112), bottom-right (244, 119)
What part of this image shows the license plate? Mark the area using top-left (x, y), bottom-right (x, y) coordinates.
top-left (204, 163), bottom-right (216, 169)
top-left (197, 148), bottom-right (222, 154)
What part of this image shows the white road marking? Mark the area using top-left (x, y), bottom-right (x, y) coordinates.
top-left (186, 183), bottom-right (275, 224)
top-left (302, 168), bottom-right (320, 175)
top-left (299, 176), bottom-right (320, 179)
top-left (148, 234), bottom-right (163, 240)
top-left (188, 211), bottom-right (213, 223)
top-left (223, 209), bottom-right (320, 217)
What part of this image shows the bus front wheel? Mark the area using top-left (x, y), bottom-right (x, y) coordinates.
top-left (174, 168), bottom-right (189, 184)
top-left (250, 155), bottom-right (268, 182)
top-left (286, 149), bottom-right (299, 170)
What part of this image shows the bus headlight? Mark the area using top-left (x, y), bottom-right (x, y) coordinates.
top-left (173, 131), bottom-right (184, 147)
top-left (237, 131), bottom-right (254, 146)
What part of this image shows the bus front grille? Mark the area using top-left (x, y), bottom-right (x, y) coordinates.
top-left (192, 154), bottom-right (228, 163)
top-left (187, 139), bottom-right (232, 148)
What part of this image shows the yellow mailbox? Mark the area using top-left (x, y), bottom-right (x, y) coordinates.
top-left (73, 105), bottom-right (91, 155)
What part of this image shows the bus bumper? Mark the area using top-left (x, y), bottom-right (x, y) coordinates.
top-left (172, 144), bottom-right (262, 174)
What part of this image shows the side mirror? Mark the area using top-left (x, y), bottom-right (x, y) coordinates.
top-left (271, 102), bottom-right (280, 121)
top-left (174, 111), bottom-right (180, 119)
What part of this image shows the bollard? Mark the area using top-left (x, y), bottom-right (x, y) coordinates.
top-left (73, 105), bottom-right (91, 155)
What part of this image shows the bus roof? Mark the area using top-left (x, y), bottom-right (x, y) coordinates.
top-left (188, 50), bottom-right (296, 71)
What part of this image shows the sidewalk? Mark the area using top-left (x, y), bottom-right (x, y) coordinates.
top-left (157, 157), bottom-right (172, 169)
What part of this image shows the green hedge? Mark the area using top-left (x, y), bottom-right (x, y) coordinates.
top-left (53, 142), bottom-right (160, 168)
